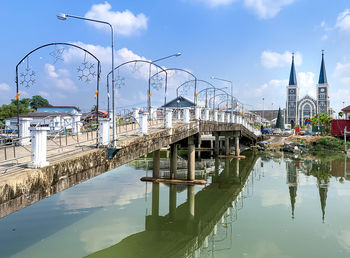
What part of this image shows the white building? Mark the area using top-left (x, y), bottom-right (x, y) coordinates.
top-left (6, 106), bottom-right (81, 132)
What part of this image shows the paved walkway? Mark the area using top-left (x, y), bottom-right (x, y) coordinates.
top-left (0, 119), bottom-right (168, 175)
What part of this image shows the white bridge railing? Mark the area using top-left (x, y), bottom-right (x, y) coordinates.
top-left (1, 106), bottom-right (261, 173)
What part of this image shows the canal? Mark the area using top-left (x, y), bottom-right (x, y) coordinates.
top-left (1, 152), bottom-right (350, 257)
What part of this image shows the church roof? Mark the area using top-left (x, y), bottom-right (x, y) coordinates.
top-left (162, 96), bottom-right (195, 108)
top-left (318, 51), bottom-right (328, 84)
top-left (289, 54), bottom-right (297, 86)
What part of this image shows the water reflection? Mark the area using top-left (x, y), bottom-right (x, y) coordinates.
top-left (87, 154), bottom-right (258, 257)
top-left (1, 152), bottom-right (350, 257)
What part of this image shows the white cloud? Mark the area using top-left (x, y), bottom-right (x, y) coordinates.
top-left (321, 34), bottom-right (328, 41)
top-left (334, 62), bottom-right (350, 85)
top-left (38, 91), bottom-right (50, 97)
top-left (191, 0), bottom-right (238, 7)
top-left (45, 64), bottom-right (77, 91)
top-left (187, 0), bottom-right (295, 18)
top-left (261, 51), bottom-right (302, 68)
top-left (85, 2), bottom-right (148, 36)
top-left (0, 83), bottom-right (10, 91)
top-left (244, 0), bottom-right (295, 19)
top-left (298, 72), bottom-right (315, 98)
top-left (63, 42), bottom-right (147, 72)
top-left (45, 64), bottom-right (58, 78)
top-left (261, 189), bottom-right (290, 207)
top-left (335, 9), bottom-right (350, 31)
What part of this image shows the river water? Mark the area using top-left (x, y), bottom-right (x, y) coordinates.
top-left (1, 152), bottom-right (350, 258)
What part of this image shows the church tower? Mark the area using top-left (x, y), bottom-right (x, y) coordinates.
top-left (317, 51), bottom-right (329, 114)
top-left (286, 53), bottom-right (299, 127)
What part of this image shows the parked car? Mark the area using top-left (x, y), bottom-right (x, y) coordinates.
top-left (282, 129), bottom-right (292, 136)
top-left (272, 128), bottom-right (282, 135)
top-left (261, 128), bottom-right (273, 134)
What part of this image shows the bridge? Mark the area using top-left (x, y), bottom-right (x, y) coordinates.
top-left (87, 153), bottom-right (259, 257)
top-left (0, 105), bottom-right (262, 218)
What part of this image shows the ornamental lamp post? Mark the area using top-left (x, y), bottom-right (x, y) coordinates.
top-left (211, 76), bottom-right (233, 120)
top-left (57, 13), bottom-right (117, 147)
top-left (148, 53), bottom-right (181, 112)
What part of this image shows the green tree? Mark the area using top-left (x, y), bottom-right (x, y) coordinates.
top-left (29, 95), bottom-right (51, 109)
top-left (339, 111), bottom-right (344, 118)
top-left (275, 107), bottom-right (284, 129)
top-left (310, 113), bottom-right (333, 135)
top-left (0, 96), bottom-right (48, 124)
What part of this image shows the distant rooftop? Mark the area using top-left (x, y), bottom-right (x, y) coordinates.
top-left (38, 106), bottom-right (81, 111)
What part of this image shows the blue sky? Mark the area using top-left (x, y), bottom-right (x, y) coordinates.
top-left (0, 0), bottom-right (350, 113)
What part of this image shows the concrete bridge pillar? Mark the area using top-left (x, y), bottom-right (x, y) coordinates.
top-left (224, 158), bottom-right (230, 177)
top-left (203, 236), bottom-right (209, 248)
top-left (169, 184), bottom-right (177, 220)
top-left (139, 112), bottom-right (149, 135)
top-left (133, 108), bottom-right (140, 125)
top-left (204, 108), bottom-right (210, 121)
top-left (187, 185), bottom-right (195, 219)
top-left (98, 118), bottom-right (110, 146)
top-left (214, 133), bottom-right (220, 156)
top-left (109, 110), bottom-right (113, 128)
top-left (235, 158), bottom-right (240, 177)
top-left (177, 108), bottom-right (181, 120)
top-left (165, 109), bottom-right (173, 129)
top-left (195, 107), bottom-right (201, 120)
top-left (19, 118), bottom-right (32, 145)
top-left (153, 149), bottom-right (160, 178)
top-left (213, 224), bottom-right (218, 235)
top-left (170, 143), bottom-right (177, 179)
top-left (188, 136), bottom-right (195, 181)
top-left (150, 107), bottom-right (157, 120)
top-left (28, 126), bottom-right (50, 168)
top-left (72, 113), bottom-right (82, 135)
top-left (183, 108), bottom-right (190, 123)
top-left (213, 110), bottom-right (218, 122)
top-left (235, 134), bottom-right (240, 156)
top-left (225, 135), bottom-right (230, 155)
top-left (219, 112), bottom-right (225, 122)
top-left (152, 182), bottom-right (160, 216)
top-left (226, 112), bottom-right (231, 123)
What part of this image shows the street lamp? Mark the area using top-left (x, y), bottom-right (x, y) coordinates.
top-left (262, 98), bottom-right (265, 125)
top-left (148, 53), bottom-right (181, 112)
top-left (57, 13), bottom-right (117, 147)
top-left (211, 76), bottom-right (233, 119)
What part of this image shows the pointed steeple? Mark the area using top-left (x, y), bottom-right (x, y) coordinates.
top-left (289, 53), bottom-right (297, 86)
top-left (289, 186), bottom-right (297, 219)
top-left (318, 185), bottom-right (328, 223)
top-left (318, 50), bottom-right (328, 84)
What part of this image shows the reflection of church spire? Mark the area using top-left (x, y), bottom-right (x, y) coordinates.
top-left (317, 179), bottom-right (329, 223)
top-left (289, 186), bottom-right (297, 219)
top-left (286, 161), bottom-right (298, 219)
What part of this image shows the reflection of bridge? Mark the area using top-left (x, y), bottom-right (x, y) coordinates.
top-left (87, 154), bottom-right (258, 258)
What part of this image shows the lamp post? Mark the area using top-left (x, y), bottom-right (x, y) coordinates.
top-left (211, 77), bottom-right (233, 120)
top-left (148, 53), bottom-right (181, 112)
top-left (262, 98), bottom-right (265, 125)
top-left (57, 13), bottom-right (117, 147)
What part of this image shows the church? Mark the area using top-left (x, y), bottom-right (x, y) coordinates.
top-left (285, 51), bottom-right (331, 127)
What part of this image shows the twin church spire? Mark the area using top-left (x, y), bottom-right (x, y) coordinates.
top-left (288, 53), bottom-right (297, 86)
top-left (288, 51), bottom-right (328, 86)
top-left (318, 50), bottom-right (328, 84)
